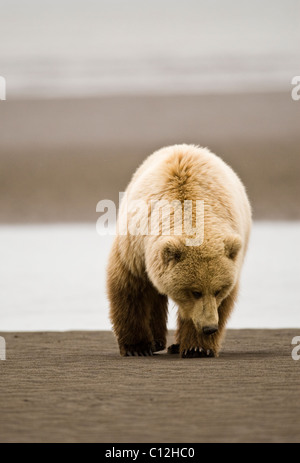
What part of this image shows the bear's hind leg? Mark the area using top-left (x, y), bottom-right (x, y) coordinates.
top-left (167, 343), bottom-right (180, 354)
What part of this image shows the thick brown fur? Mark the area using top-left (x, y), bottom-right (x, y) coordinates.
top-left (107, 241), bottom-right (168, 356)
top-left (171, 283), bottom-right (239, 357)
top-left (106, 145), bottom-right (251, 357)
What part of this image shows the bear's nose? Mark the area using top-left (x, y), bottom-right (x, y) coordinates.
top-left (202, 325), bottom-right (218, 335)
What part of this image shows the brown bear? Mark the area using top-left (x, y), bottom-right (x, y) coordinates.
top-left (107, 144), bottom-right (252, 357)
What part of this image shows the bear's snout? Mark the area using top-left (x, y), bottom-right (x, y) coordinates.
top-left (202, 325), bottom-right (218, 335)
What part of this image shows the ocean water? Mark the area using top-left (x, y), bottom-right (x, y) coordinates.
top-left (1, 222), bottom-right (299, 331)
top-left (0, 0), bottom-right (299, 97)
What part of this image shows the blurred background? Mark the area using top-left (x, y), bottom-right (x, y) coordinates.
top-left (0, 0), bottom-right (299, 331)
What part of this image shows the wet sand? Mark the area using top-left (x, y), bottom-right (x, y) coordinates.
top-left (0, 92), bottom-right (299, 222)
top-left (0, 329), bottom-right (299, 443)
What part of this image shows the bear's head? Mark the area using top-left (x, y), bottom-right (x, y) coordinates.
top-left (145, 234), bottom-right (242, 335)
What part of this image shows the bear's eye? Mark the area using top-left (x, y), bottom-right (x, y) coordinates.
top-left (214, 290), bottom-right (221, 297)
top-left (192, 291), bottom-right (203, 299)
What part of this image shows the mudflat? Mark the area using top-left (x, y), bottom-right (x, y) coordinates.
top-left (0, 329), bottom-right (299, 443)
top-left (0, 92), bottom-right (299, 222)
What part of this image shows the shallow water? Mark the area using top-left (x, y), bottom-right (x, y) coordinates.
top-left (1, 222), bottom-right (299, 331)
top-left (0, 0), bottom-right (299, 97)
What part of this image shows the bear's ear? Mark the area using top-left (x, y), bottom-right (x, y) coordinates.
top-left (162, 242), bottom-right (184, 265)
top-left (224, 235), bottom-right (242, 260)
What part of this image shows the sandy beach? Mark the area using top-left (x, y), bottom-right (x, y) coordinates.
top-left (0, 92), bottom-right (299, 223)
top-left (0, 329), bottom-right (299, 443)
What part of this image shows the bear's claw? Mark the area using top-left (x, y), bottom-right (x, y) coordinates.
top-left (167, 344), bottom-right (215, 357)
top-left (125, 349), bottom-right (153, 357)
top-left (143, 350), bottom-right (153, 356)
top-left (181, 347), bottom-right (215, 358)
top-left (121, 340), bottom-right (154, 357)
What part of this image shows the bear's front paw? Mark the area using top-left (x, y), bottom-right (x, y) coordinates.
top-left (181, 347), bottom-right (215, 358)
top-left (120, 341), bottom-right (154, 357)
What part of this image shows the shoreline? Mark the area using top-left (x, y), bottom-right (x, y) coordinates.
top-left (0, 92), bottom-right (299, 222)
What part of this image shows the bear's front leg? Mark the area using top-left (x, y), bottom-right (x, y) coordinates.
top-left (168, 286), bottom-right (239, 358)
top-left (170, 317), bottom-right (218, 358)
top-left (107, 245), bottom-right (155, 356)
top-left (149, 291), bottom-right (168, 352)
top-left (109, 278), bottom-right (155, 356)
